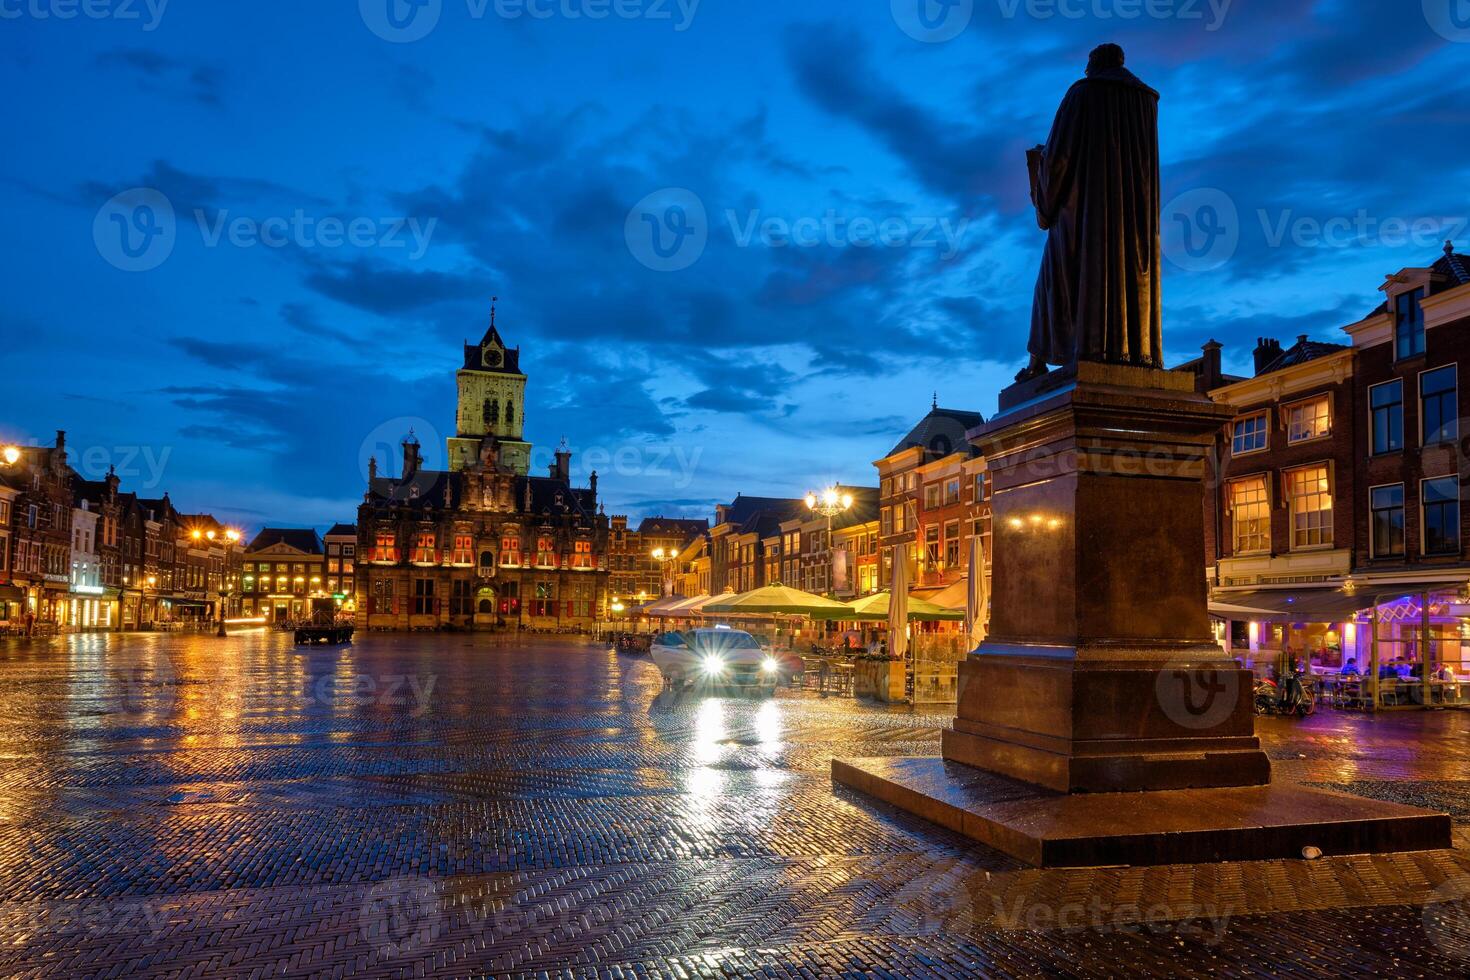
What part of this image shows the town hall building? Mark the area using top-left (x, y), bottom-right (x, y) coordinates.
top-left (354, 304), bottom-right (610, 630)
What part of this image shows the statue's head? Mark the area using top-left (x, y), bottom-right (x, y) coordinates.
top-left (1086, 43), bottom-right (1125, 75)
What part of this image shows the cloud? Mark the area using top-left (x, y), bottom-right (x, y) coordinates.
top-left (93, 48), bottom-right (225, 107)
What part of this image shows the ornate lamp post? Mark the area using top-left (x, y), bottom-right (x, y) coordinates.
top-left (804, 486), bottom-right (853, 595)
top-left (216, 528), bottom-right (241, 637)
top-left (650, 547), bottom-right (676, 597)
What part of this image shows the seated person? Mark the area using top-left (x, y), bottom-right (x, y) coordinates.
top-left (1339, 657), bottom-right (1360, 676)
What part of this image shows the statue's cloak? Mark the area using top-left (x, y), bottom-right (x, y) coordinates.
top-left (1028, 66), bottom-right (1162, 368)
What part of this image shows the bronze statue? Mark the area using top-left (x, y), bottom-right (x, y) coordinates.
top-left (1018, 43), bottom-right (1163, 383)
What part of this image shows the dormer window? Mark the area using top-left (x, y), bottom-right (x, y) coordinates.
top-left (1395, 288), bottom-right (1425, 360)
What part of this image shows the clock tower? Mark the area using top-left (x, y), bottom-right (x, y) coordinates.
top-left (447, 299), bottom-right (532, 474)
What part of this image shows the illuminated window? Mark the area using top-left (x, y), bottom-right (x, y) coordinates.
top-left (923, 485), bottom-right (940, 509)
top-left (1229, 476), bottom-right (1270, 554)
top-left (535, 536), bottom-right (556, 568)
top-left (1231, 412), bottom-right (1267, 455)
top-left (452, 534), bottom-right (473, 565)
top-left (413, 533), bottom-right (435, 564)
top-left (572, 539), bottom-right (593, 569)
top-left (374, 532), bottom-right (397, 562)
top-left (1286, 465), bottom-right (1332, 549)
top-left (924, 525), bottom-right (940, 568)
top-left (1285, 396), bottom-right (1330, 443)
top-left (500, 534), bottom-right (522, 567)
top-left (944, 520), bottom-right (960, 569)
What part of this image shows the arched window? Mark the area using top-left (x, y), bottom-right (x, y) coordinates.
top-left (483, 399), bottom-right (499, 425)
top-left (478, 598), bottom-right (494, 614)
top-left (505, 401), bottom-right (514, 425)
top-left (479, 550), bottom-right (494, 569)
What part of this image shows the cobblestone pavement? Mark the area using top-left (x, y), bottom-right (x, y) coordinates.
top-left (0, 632), bottom-right (1467, 978)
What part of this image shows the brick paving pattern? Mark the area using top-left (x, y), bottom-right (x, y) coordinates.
top-left (0, 632), bottom-right (1466, 977)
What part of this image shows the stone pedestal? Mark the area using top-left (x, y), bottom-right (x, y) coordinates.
top-left (833, 362), bottom-right (1451, 865)
top-left (944, 363), bottom-right (1268, 793)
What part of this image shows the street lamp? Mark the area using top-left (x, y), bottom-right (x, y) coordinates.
top-left (1, 446), bottom-right (19, 466)
top-left (650, 547), bottom-right (676, 597)
top-left (805, 486), bottom-right (854, 594)
top-left (216, 528), bottom-right (242, 637)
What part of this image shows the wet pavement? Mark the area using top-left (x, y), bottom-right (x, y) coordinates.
top-left (0, 631), bottom-right (1467, 978)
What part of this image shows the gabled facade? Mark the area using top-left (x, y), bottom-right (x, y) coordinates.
top-left (875, 402), bottom-right (983, 587)
top-left (355, 309), bottom-right (609, 630)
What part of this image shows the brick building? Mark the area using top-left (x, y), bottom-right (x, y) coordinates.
top-left (707, 495), bottom-right (806, 595)
top-left (874, 403), bottom-right (983, 589)
top-left (241, 528), bottom-right (326, 623)
top-left (1206, 243), bottom-right (1470, 691)
top-left (354, 309), bottom-right (610, 630)
top-left (606, 515), bottom-right (708, 602)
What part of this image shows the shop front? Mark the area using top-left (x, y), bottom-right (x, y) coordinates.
top-left (66, 584), bottom-right (114, 630)
top-left (0, 585), bottom-right (24, 630)
top-left (1211, 581), bottom-right (1469, 710)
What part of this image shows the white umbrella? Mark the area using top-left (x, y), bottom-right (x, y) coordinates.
top-left (966, 535), bottom-right (988, 646)
top-left (888, 547), bottom-right (909, 658)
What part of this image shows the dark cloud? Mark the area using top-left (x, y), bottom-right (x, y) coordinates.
top-left (298, 258), bottom-right (484, 315)
top-left (94, 48), bottom-right (225, 107)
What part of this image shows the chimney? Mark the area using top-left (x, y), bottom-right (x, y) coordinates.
top-left (1199, 339), bottom-right (1223, 392)
top-left (554, 439), bottom-right (571, 482)
top-left (55, 430), bottom-right (65, 451)
top-left (1252, 337), bottom-right (1282, 376)
top-left (401, 432), bottom-right (421, 481)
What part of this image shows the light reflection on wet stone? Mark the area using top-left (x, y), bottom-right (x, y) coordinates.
top-left (0, 630), bottom-right (1465, 976)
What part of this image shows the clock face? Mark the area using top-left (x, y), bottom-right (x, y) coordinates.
top-left (483, 347), bottom-right (503, 368)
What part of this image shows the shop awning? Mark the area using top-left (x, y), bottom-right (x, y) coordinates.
top-left (1210, 581), bottom-right (1467, 622)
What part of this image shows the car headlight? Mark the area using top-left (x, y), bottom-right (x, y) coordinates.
top-left (702, 654), bottom-right (725, 674)
top-left (762, 656), bottom-right (780, 674)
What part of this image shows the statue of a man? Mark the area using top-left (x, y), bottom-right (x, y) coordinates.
top-left (1018, 43), bottom-right (1163, 382)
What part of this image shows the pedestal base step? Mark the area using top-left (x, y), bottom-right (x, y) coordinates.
top-left (833, 756), bottom-right (1452, 868)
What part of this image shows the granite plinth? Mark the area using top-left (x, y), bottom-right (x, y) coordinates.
top-left (833, 756), bottom-right (1453, 868)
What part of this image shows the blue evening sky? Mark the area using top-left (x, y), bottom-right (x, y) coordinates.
top-left (3, 1), bottom-right (1469, 529)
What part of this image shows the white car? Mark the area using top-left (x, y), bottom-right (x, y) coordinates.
top-left (649, 627), bottom-right (780, 693)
